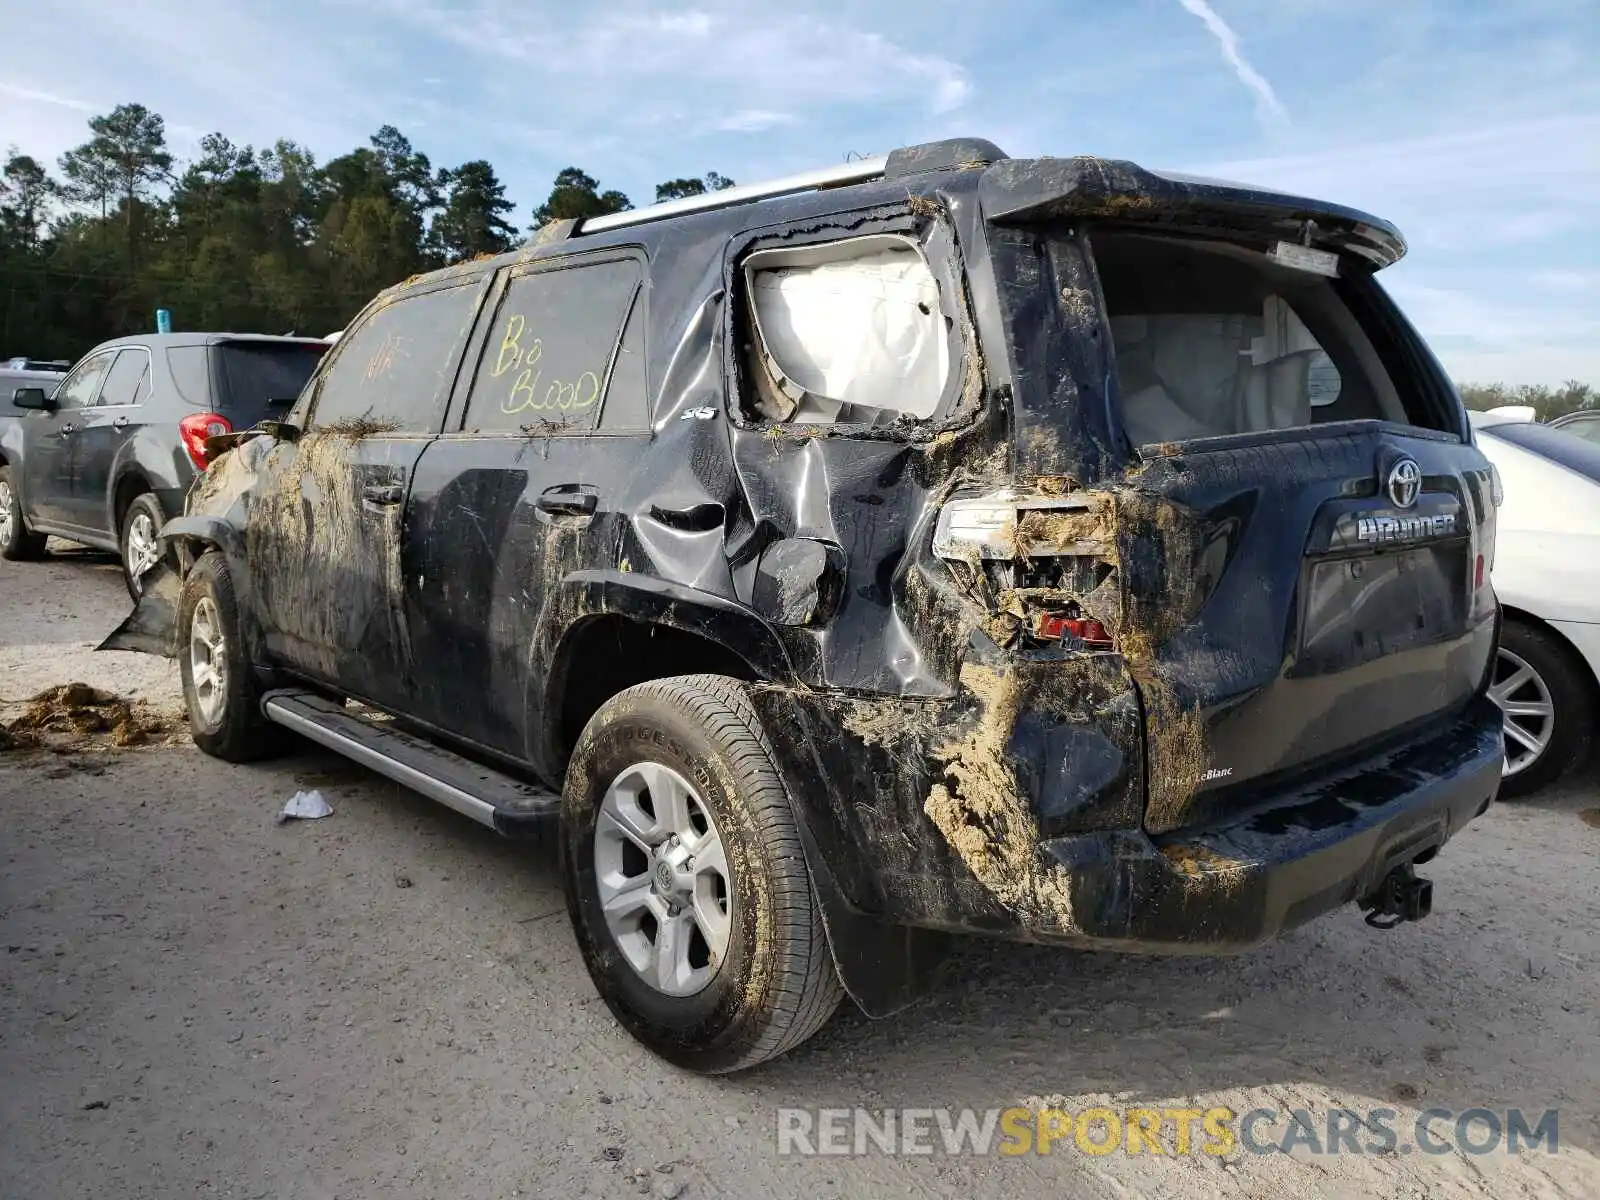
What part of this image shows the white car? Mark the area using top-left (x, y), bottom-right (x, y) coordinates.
top-left (1470, 407), bottom-right (1600, 794)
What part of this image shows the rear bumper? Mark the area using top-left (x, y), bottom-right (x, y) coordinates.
top-left (757, 685), bottom-right (1503, 955)
top-left (1033, 698), bottom-right (1503, 951)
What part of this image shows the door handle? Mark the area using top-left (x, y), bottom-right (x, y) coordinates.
top-left (60, 422), bottom-right (75, 435)
top-left (537, 488), bottom-right (598, 517)
top-left (112, 417), bottom-right (129, 430)
top-left (361, 483), bottom-right (405, 506)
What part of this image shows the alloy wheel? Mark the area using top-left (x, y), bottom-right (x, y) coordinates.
top-left (593, 761), bottom-right (733, 997)
top-left (125, 510), bottom-right (161, 591)
top-left (1490, 646), bottom-right (1555, 778)
top-left (188, 596), bottom-right (228, 726)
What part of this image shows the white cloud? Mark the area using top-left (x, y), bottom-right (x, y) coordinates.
top-left (0, 82), bottom-right (97, 113)
top-left (1192, 114), bottom-right (1600, 252)
top-left (376, 3), bottom-right (971, 120)
top-left (1174, 0), bottom-right (1290, 128)
top-left (715, 110), bottom-right (798, 133)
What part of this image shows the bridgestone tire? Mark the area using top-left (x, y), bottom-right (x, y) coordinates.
top-left (562, 674), bottom-right (843, 1073)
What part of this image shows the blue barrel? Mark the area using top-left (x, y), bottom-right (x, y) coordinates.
top-left (156, 309), bottom-right (172, 334)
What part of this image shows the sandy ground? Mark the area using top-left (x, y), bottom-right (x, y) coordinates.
top-left (1, 546), bottom-right (1597, 1199)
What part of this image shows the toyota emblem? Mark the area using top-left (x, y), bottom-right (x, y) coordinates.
top-left (1386, 457), bottom-right (1422, 509)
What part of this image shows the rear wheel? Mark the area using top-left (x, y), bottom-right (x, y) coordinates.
top-left (562, 675), bottom-right (843, 1073)
top-left (0, 466), bottom-right (48, 561)
top-left (1492, 619), bottom-right (1596, 798)
top-left (120, 492), bottom-right (171, 600)
top-left (179, 550), bottom-right (284, 762)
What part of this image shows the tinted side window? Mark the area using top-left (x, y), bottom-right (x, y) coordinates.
top-left (463, 258), bottom-right (642, 434)
top-left (312, 283), bottom-right (480, 433)
top-left (96, 349), bottom-right (150, 407)
top-left (52, 351), bottom-right (116, 410)
top-left (166, 345), bottom-right (215, 408)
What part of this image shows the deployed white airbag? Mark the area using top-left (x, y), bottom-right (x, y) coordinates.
top-left (745, 235), bottom-right (949, 422)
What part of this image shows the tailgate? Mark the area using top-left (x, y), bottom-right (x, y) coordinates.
top-left (1121, 429), bottom-right (1498, 834)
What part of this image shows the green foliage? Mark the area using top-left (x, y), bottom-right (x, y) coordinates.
top-left (654, 171), bottom-right (737, 202)
top-left (531, 167), bottom-right (632, 226)
top-left (0, 102), bottom-right (732, 359)
top-left (1457, 381), bottom-right (1598, 423)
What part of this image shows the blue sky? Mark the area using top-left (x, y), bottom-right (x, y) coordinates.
top-left (2, 0), bottom-right (1596, 384)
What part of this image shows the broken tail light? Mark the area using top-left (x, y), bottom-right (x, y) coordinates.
top-left (1037, 613), bottom-right (1115, 649)
top-left (179, 412), bottom-right (233, 471)
top-left (931, 490), bottom-right (1020, 560)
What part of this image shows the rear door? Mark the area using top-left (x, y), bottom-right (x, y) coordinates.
top-left (404, 252), bottom-right (649, 755)
top-left (1076, 229), bottom-right (1498, 832)
top-left (249, 278), bottom-right (490, 708)
top-left (72, 346), bottom-right (151, 532)
top-left (22, 349), bottom-right (115, 529)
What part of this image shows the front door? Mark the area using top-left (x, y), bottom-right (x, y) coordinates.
top-left (249, 276), bottom-right (490, 710)
top-left (73, 347), bottom-right (152, 532)
top-left (21, 349), bottom-right (115, 529)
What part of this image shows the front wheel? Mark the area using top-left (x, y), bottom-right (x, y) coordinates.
top-left (562, 675), bottom-right (843, 1073)
top-left (0, 466), bottom-right (49, 561)
top-left (179, 551), bottom-right (285, 762)
top-left (1492, 619), bottom-right (1596, 798)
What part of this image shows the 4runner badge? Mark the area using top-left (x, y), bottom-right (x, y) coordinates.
top-left (1356, 512), bottom-right (1458, 544)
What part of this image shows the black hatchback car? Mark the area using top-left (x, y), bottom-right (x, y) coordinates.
top-left (0, 332), bottom-right (328, 596)
top-left (111, 138), bottom-right (1505, 1072)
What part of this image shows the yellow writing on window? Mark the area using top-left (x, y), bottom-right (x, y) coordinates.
top-left (363, 332), bottom-right (403, 383)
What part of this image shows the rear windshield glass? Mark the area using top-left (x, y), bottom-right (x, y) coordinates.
top-left (1479, 421), bottom-right (1600, 485)
top-left (1092, 231), bottom-right (1433, 447)
top-left (214, 342), bottom-right (325, 425)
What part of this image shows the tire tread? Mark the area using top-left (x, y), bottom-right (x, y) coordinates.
top-left (570, 673), bottom-right (843, 1072)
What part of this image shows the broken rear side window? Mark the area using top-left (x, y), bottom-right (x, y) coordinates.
top-left (738, 233), bottom-right (952, 427)
top-left (462, 258), bottom-right (642, 435)
top-left (311, 283), bottom-right (480, 434)
top-left (1090, 231), bottom-right (1438, 447)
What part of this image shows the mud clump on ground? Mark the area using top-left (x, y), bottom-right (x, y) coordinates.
top-left (1, 683), bottom-right (181, 753)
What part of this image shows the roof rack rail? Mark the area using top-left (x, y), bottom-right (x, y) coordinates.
top-left (578, 156), bottom-right (890, 236)
top-left (531, 138), bottom-right (1009, 245)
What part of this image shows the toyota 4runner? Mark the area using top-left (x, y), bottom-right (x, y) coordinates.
top-left (107, 137), bottom-right (1505, 1073)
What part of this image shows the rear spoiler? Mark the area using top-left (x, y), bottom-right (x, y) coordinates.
top-left (978, 156), bottom-right (1406, 269)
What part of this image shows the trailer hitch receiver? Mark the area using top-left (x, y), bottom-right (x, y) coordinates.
top-left (1361, 862), bottom-right (1433, 929)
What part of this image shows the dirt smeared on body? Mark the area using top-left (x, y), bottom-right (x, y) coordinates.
top-left (891, 451), bottom-right (1214, 916)
top-left (922, 663), bottom-right (1078, 924)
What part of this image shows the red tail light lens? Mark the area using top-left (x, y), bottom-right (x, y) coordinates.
top-left (1474, 554), bottom-right (1485, 591)
top-left (1036, 613), bottom-right (1115, 649)
top-left (178, 412), bottom-right (233, 470)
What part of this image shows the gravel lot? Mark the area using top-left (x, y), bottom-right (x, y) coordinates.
top-left (2, 546), bottom-right (1597, 1198)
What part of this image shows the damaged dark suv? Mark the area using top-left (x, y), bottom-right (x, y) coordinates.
top-left (112, 138), bottom-right (1505, 1072)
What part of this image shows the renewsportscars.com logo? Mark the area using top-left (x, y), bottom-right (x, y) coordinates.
top-left (775, 1106), bottom-right (1561, 1158)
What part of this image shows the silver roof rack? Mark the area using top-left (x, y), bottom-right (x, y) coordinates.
top-left (579, 155), bottom-right (890, 235)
